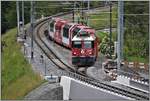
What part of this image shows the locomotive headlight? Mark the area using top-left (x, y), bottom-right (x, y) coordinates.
top-left (88, 50), bottom-right (93, 55)
top-left (89, 51), bottom-right (92, 55)
top-left (73, 52), bottom-right (76, 55)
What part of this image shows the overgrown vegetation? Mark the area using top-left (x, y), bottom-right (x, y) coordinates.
top-left (89, 1), bottom-right (149, 63)
top-left (124, 1), bottom-right (149, 63)
top-left (1, 28), bottom-right (44, 99)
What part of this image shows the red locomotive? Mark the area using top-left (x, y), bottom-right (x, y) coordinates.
top-left (48, 17), bottom-right (98, 66)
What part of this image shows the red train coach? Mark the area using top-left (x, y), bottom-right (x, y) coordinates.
top-left (49, 18), bottom-right (68, 44)
top-left (49, 18), bottom-right (77, 47)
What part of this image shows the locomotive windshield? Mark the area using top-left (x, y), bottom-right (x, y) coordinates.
top-left (72, 41), bottom-right (82, 48)
top-left (84, 41), bottom-right (94, 48)
top-left (72, 27), bottom-right (80, 37)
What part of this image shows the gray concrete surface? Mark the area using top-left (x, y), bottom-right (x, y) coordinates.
top-left (60, 76), bottom-right (133, 100)
top-left (24, 82), bottom-right (63, 100)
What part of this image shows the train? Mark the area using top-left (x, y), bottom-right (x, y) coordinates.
top-left (48, 17), bottom-right (98, 66)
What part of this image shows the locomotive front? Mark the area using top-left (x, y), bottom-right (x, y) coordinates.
top-left (72, 28), bottom-right (98, 66)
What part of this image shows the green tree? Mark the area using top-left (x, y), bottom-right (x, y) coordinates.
top-left (99, 33), bottom-right (114, 58)
top-left (2, 1), bottom-right (16, 33)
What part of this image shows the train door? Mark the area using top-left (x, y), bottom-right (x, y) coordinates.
top-left (54, 21), bottom-right (62, 43)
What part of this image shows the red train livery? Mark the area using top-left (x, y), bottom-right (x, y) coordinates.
top-left (48, 17), bottom-right (98, 66)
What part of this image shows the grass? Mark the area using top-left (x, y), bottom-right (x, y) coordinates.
top-left (96, 31), bottom-right (106, 40)
top-left (2, 28), bottom-right (44, 99)
top-left (96, 31), bottom-right (117, 42)
top-left (89, 7), bottom-right (117, 30)
top-left (124, 55), bottom-right (149, 63)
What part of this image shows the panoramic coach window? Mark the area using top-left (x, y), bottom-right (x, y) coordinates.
top-left (72, 41), bottom-right (82, 48)
top-left (50, 21), bottom-right (54, 32)
top-left (63, 25), bottom-right (71, 38)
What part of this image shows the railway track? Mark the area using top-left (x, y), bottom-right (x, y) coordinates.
top-left (28, 12), bottom-right (149, 100)
top-left (35, 20), bottom-right (76, 72)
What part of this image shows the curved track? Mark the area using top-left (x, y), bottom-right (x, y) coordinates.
top-left (29, 12), bottom-right (149, 100)
top-left (35, 20), bottom-right (84, 74)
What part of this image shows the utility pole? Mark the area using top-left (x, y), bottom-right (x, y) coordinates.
top-left (109, 1), bottom-right (112, 58)
top-left (16, 1), bottom-right (20, 37)
top-left (22, 1), bottom-right (25, 39)
top-left (30, 1), bottom-right (35, 59)
top-left (117, 1), bottom-right (124, 71)
top-left (87, 0), bottom-right (90, 26)
top-left (120, 1), bottom-right (124, 61)
top-left (77, 3), bottom-right (80, 24)
top-left (148, 1), bottom-right (150, 96)
top-left (81, 1), bottom-right (84, 24)
top-left (72, 2), bottom-right (75, 23)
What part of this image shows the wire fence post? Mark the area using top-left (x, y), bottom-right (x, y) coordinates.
top-left (87, 0), bottom-right (90, 26)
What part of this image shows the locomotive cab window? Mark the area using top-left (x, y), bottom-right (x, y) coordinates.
top-left (72, 27), bottom-right (80, 37)
top-left (50, 21), bottom-right (55, 32)
top-left (63, 25), bottom-right (71, 38)
top-left (84, 41), bottom-right (94, 48)
top-left (72, 41), bottom-right (82, 48)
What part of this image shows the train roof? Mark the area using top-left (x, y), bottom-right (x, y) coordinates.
top-left (67, 22), bottom-right (77, 26)
top-left (51, 17), bottom-right (95, 34)
top-left (76, 25), bottom-right (88, 29)
top-left (72, 35), bottom-right (95, 41)
top-left (52, 17), bottom-right (68, 22)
